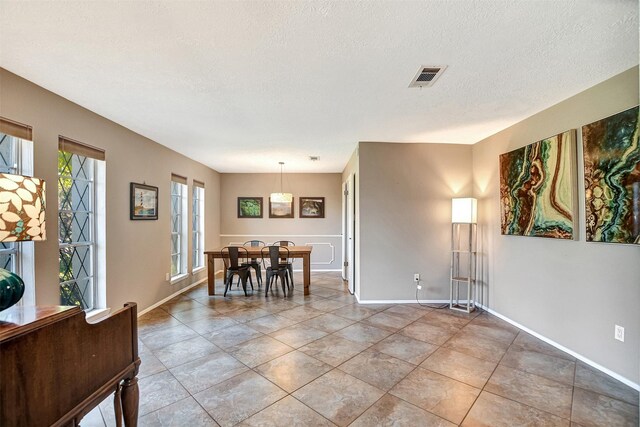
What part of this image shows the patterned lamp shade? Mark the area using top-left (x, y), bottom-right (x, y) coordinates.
top-left (0, 173), bottom-right (46, 242)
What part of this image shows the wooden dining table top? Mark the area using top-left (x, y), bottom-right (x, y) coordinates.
top-left (205, 246), bottom-right (312, 256)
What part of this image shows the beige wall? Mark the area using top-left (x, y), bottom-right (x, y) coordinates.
top-left (472, 66), bottom-right (639, 384)
top-left (357, 142), bottom-right (474, 301)
top-left (342, 148), bottom-right (359, 295)
top-left (220, 173), bottom-right (342, 270)
top-left (0, 68), bottom-right (221, 312)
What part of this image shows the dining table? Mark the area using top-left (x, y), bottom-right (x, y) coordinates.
top-left (204, 246), bottom-right (314, 296)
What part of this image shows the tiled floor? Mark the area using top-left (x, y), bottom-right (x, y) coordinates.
top-left (84, 272), bottom-right (639, 427)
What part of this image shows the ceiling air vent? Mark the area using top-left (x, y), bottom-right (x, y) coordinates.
top-left (409, 65), bottom-right (447, 88)
top-left (309, 156), bottom-right (320, 161)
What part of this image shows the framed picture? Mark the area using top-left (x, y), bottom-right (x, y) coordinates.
top-left (300, 197), bottom-right (325, 218)
top-left (130, 182), bottom-right (158, 220)
top-left (238, 197), bottom-right (263, 218)
top-left (499, 130), bottom-right (577, 239)
top-left (583, 105), bottom-right (639, 244)
top-left (269, 197), bottom-right (294, 218)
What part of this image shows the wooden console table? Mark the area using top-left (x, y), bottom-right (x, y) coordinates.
top-left (0, 304), bottom-right (140, 427)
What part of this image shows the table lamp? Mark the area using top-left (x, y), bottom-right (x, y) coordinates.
top-left (0, 173), bottom-right (46, 311)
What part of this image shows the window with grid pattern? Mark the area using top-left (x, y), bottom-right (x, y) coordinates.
top-left (192, 185), bottom-right (204, 270)
top-left (171, 180), bottom-right (187, 277)
top-left (0, 132), bottom-right (19, 274)
top-left (58, 150), bottom-right (96, 310)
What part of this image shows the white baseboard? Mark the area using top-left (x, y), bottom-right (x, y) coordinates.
top-left (358, 299), bottom-right (450, 304)
top-left (479, 305), bottom-right (640, 392)
top-left (138, 277), bottom-right (208, 317)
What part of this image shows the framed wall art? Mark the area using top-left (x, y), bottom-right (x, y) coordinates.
top-left (237, 197), bottom-right (263, 218)
top-left (130, 182), bottom-right (158, 220)
top-left (269, 197), bottom-right (294, 218)
top-left (499, 130), bottom-right (577, 239)
top-left (582, 105), bottom-right (639, 244)
top-left (300, 197), bottom-right (325, 218)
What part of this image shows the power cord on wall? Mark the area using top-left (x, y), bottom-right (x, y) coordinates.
top-left (414, 279), bottom-right (448, 309)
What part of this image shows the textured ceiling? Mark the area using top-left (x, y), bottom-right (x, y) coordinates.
top-left (0, 1), bottom-right (637, 173)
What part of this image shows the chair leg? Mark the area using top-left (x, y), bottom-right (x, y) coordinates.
top-left (256, 265), bottom-right (262, 287)
top-left (287, 264), bottom-right (294, 288)
top-left (248, 272), bottom-right (254, 291)
top-left (278, 271), bottom-right (287, 296)
top-left (224, 272), bottom-right (233, 297)
top-left (239, 271), bottom-right (248, 297)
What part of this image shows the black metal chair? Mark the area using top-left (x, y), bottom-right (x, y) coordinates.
top-left (242, 240), bottom-right (265, 287)
top-left (220, 246), bottom-right (253, 297)
top-left (272, 241), bottom-right (295, 289)
top-left (261, 246), bottom-right (291, 296)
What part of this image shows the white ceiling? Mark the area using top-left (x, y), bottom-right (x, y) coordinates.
top-left (0, 1), bottom-right (637, 173)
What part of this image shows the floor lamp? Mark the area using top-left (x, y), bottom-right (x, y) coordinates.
top-left (450, 197), bottom-right (477, 313)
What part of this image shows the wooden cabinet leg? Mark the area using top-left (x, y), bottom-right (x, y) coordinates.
top-left (121, 377), bottom-right (139, 427)
top-left (114, 384), bottom-right (123, 427)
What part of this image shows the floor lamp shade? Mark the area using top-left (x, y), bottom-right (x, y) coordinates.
top-left (0, 173), bottom-right (46, 311)
top-left (451, 198), bottom-right (477, 223)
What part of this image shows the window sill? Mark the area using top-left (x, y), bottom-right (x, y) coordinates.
top-left (192, 266), bottom-right (206, 275)
top-left (170, 273), bottom-right (189, 285)
top-left (86, 308), bottom-right (111, 324)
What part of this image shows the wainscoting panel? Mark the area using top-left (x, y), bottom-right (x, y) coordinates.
top-left (219, 234), bottom-right (342, 271)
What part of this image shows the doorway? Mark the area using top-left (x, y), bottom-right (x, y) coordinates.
top-left (342, 174), bottom-right (355, 294)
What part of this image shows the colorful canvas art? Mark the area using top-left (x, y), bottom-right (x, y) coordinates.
top-left (499, 130), bottom-right (576, 238)
top-left (582, 106), bottom-right (639, 244)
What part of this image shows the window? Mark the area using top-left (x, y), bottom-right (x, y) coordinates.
top-left (0, 117), bottom-right (35, 305)
top-left (58, 136), bottom-right (105, 311)
top-left (170, 174), bottom-right (188, 279)
top-left (192, 181), bottom-right (205, 271)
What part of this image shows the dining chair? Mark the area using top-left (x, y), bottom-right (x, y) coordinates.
top-left (261, 246), bottom-right (291, 296)
top-left (272, 241), bottom-right (295, 289)
top-left (220, 246), bottom-right (253, 297)
top-left (242, 240), bottom-right (265, 287)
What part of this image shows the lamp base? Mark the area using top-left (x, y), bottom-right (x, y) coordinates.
top-left (0, 268), bottom-right (25, 311)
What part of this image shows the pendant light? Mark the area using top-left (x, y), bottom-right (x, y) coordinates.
top-left (270, 162), bottom-right (292, 203)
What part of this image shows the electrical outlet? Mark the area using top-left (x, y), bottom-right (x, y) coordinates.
top-left (615, 325), bottom-right (624, 342)
top-left (413, 273), bottom-right (420, 282)
top-left (165, 273), bottom-right (170, 281)
top-left (416, 285), bottom-right (422, 290)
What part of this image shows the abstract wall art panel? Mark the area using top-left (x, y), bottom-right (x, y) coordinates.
top-left (582, 106), bottom-right (639, 244)
top-left (499, 130), bottom-right (576, 239)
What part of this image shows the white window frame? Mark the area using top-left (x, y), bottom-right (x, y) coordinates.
top-left (170, 179), bottom-right (188, 282)
top-left (192, 185), bottom-right (205, 273)
top-left (0, 133), bottom-right (35, 306)
top-left (57, 151), bottom-right (106, 312)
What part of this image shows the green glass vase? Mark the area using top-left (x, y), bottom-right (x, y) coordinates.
top-left (0, 268), bottom-right (25, 311)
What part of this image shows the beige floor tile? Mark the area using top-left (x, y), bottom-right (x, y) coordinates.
top-left (443, 330), bottom-right (510, 363)
top-left (184, 315), bottom-right (238, 335)
top-left (277, 305), bottom-right (326, 322)
top-left (170, 351), bottom-right (249, 394)
top-left (351, 394), bottom-right (455, 427)
top-left (500, 346), bottom-right (575, 385)
top-left (421, 347), bottom-right (497, 388)
top-left (571, 387), bottom-right (639, 427)
top-left (301, 312), bottom-right (356, 333)
top-left (194, 370), bottom-right (287, 427)
top-left (293, 370), bottom-right (384, 426)
top-left (338, 350), bottom-right (415, 391)
top-left (333, 322), bottom-right (392, 345)
top-left (511, 332), bottom-right (575, 361)
top-left (400, 321), bottom-right (457, 345)
top-left (203, 324), bottom-right (263, 348)
top-left (383, 305), bottom-right (427, 321)
top-left (574, 362), bottom-right (639, 405)
top-left (390, 367), bottom-right (480, 424)
top-left (141, 324), bottom-right (199, 351)
top-left (330, 304), bottom-right (378, 321)
top-left (238, 396), bottom-right (336, 426)
top-left (227, 335), bottom-right (294, 367)
top-left (372, 333), bottom-right (438, 365)
top-left (269, 323), bottom-right (328, 348)
top-left (138, 397), bottom-right (218, 427)
top-left (462, 323), bottom-right (517, 345)
top-left (418, 310), bottom-right (472, 329)
top-left (153, 336), bottom-right (220, 369)
top-left (362, 312), bottom-right (414, 331)
top-left (137, 371), bottom-right (190, 417)
top-left (299, 334), bottom-right (369, 366)
top-left (462, 391), bottom-right (569, 426)
top-left (255, 350), bottom-right (332, 392)
top-left (245, 314), bottom-right (298, 334)
top-left (485, 365), bottom-right (573, 419)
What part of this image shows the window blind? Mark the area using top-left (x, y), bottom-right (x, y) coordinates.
top-left (171, 173), bottom-right (187, 185)
top-left (0, 117), bottom-right (33, 141)
top-left (58, 136), bottom-right (105, 161)
top-left (193, 179), bottom-right (205, 188)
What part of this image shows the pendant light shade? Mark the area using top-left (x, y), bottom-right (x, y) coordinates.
top-left (270, 162), bottom-right (292, 203)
